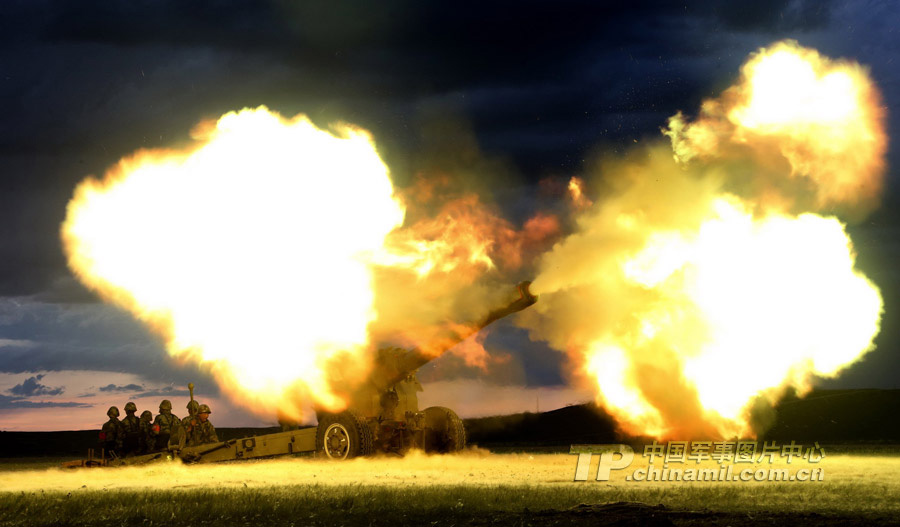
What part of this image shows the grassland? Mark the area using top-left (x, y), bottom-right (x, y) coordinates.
top-left (2, 450), bottom-right (900, 526)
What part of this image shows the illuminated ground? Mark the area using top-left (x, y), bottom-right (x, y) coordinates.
top-left (2, 449), bottom-right (900, 526)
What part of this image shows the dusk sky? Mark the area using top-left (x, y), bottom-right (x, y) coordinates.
top-left (1, 1), bottom-right (898, 431)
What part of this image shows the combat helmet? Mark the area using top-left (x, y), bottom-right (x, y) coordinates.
top-left (124, 401), bottom-right (137, 413)
top-left (159, 399), bottom-right (173, 411)
top-left (198, 403), bottom-right (211, 414)
top-left (107, 406), bottom-right (120, 418)
top-left (186, 400), bottom-right (200, 415)
top-left (140, 410), bottom-right (152, 420)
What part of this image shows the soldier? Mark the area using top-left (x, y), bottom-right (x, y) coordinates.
top-left (174, 400), bottom-right (201, 450)
top-left (138, 410), bottom-right (154, 453)
top-left (99, 406), bottom-right (122, 457)
top-left (120, 401), bottom-right (141, 456)
top-left (188, 403), bottom-right (218, 446)
top-left (151, 399), bottom-right (180, 451)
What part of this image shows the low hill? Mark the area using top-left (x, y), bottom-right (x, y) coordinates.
top-left (762, 389), bottom-right (900, 442)
top-left (465, 403), bottom-right (618, 447)
top-left (1, 389), bottom-right (898, 457)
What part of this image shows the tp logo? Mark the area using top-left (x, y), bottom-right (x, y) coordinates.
top-left (570, 444), bottom-right (634, 481)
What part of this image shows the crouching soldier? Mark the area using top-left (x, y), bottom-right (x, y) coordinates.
top-left (120, 402), bottom-right (141, 456)
top-left (188, 404), bottom-right (218, 446)
top-left (139, 410), bottom-right (154, 453)
top-left (151, 399), bottom-right (180, 451)
top-left (99, 406), bottom-right (122, 457)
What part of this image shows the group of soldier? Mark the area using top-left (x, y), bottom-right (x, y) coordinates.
top-left (99, 398), bottom-right (218, 457)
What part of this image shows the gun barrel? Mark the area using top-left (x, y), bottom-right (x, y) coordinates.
top-left (391, 281), bottom-right (537, 379)
top-left (478, 281), bottom-right (537, 328)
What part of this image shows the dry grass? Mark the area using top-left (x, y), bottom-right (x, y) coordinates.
top-left (2, 450), bottom-right (899, 526)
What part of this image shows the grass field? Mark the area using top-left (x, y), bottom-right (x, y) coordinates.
top-left (2, 449), bottom-right (900, 526)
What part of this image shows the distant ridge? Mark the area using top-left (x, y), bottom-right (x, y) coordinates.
top-left (465, 402), bottom-right (618, 446)
top-left (762, 389), bottom-right (900, 442)
top-left (2, 389), bottom-right (898, 457)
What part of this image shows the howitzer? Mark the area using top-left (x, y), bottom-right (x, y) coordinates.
top-left (317, 281), bottom-right (538, 459)
top-left (369, 281), bottom-right (538, 389)
top-left (64, 281), bottom-right (537, 468)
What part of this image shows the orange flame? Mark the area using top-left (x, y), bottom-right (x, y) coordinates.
top-left (568, 177), bottom-right (592, 210)
top-left (368, 181), bottom-right (558, 369)
top-left (62, 107), bottom-right (555, 421)
top-left (665, 40), bottom-right (886, 217)
top-left (521, 41), bottom-right (886, 439)
top-left (61, 41), bottom-right (883, 438)
top-left (62, 108), bottom-right (409, 418)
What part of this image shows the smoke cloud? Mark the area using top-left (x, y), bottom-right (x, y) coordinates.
top-left (516, 41), bottom-right (886, 439)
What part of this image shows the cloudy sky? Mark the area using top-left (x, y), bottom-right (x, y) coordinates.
top-left (1, 1), bottom-right (898, 431)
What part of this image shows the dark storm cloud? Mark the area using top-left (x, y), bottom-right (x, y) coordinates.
top-left (136, 388), bottom-right (191, 399)
top-left (82, 385), bottom-right (190, 399)
top-left (0, 0), bottom-right (850, 300)
top-left (419, 322), bottom-right (568, 388)
top-left (76, 386), bottom-right (192, 399)
top-left (37, 0), bottom-right (831, 78)
top-left (38, 1), bottom-right (660, 82)
top-left (97, 383), bottom-right (144, 393)
top-left (0, 394), bottom-right (91, 409)
top-left (94, 383), bottom-right (190, 398)
top-left (30, 277), bottom-right (101, 305)
top-left (709, 0), bottom-right (831, 31)
top-left (1, 0), bottom-right (899, 396)
top-left (8, 374), bottom-right (64, 397)
top-left (0, 297), bottom-right (221, 396)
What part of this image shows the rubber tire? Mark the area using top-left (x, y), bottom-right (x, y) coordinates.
top-left (315, 410), bottom-right (374, 459)
top-left (423, 406), bottom-right (466, 453)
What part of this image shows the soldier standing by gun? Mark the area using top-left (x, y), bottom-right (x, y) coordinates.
top-left (176, 383), bottom-right (200, 450)
top-left (151, 399), bottom-right (179, 451)
top-left (99, 406), bottom-right (123, 457)
top-left (188, 403), bottom-right (218, 446)
top-left (138, 410), bottom-right (153, 453)
top-left (120, 402), bottom-right (141, 456)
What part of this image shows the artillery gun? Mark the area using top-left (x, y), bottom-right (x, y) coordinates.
top-left (65, 281), bottom-right (536, 467)
top-left (316, 280), bottom-right (537, 459)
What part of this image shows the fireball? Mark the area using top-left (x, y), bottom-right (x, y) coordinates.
top-left (522, 41), bottom-right (886, 438)
top-left (62, 40), bottom-right (887, 438)
top-left (63, 107), bottom-right (406, 417)
top-left (62, 107), bottom-right (549, 421)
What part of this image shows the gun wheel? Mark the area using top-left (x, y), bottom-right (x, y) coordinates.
top-left (423, 406), bottom-right (466, 453)
top-left (323, 423), bottom-right (350, 459)
top-left (315, 410), bottom-right (374, 460)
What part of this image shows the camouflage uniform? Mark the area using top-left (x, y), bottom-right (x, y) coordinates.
top-left (120, 402), bottom-right (141, 456)
top-left (188, 404), bottom-right (218, 446)
top-left (151, 400), bottom-right (180, 451)
top-left (138, 410), bottom-right (154, 454)
top-left (99, 406), bottom-right (123, 457)
top-left (174, 400), bottom-right (200, 450)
